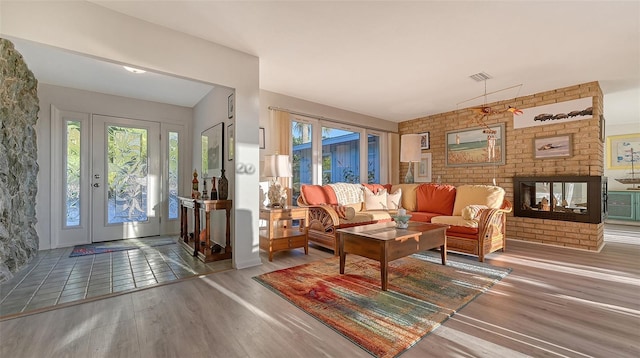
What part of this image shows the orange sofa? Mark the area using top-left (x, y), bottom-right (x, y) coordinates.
top-left (297, 182), bottom-right (512, 261)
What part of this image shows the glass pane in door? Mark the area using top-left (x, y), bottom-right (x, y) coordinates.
top-left (292, 120), bottom-right (313, 202)
top-left (65, 120), bottom-right (81, 227)
top-left (107, 126), bottom-right (148, 224)
top-left (168, 131), bottom-right (179, 220)
top-left (367, 134), bottom-right (380, 184)
top-left (322, 126), bottom-right (360, 184)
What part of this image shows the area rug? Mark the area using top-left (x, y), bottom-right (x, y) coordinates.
top-left (69, 237), bottom-right (177, 257)
top-left (254, 252), bottom-right (511, 358)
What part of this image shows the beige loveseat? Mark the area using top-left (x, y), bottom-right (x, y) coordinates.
top-left (296, 182), bottom-right (512, 261)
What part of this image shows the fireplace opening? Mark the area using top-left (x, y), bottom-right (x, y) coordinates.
top-left (513, 176), bottom-right (607, 224)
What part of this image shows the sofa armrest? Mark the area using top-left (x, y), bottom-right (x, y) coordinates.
top-left (296, 197), bottom-right (341, 232)
top-left (476, 199), bottom-right (512, 246)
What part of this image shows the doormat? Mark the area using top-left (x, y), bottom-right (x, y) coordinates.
top-left (69, 237), bottom-right (177, 257)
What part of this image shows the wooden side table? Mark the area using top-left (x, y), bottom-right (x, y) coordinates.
top-left (259, 206), bottom-right (309, 261)
top-left (178, 196), bottom-right (232, 262)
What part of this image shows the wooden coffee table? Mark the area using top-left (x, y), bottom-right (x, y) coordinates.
top-left (337, 221), bottom-right (448, 291)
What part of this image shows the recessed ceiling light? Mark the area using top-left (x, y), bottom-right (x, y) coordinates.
top-left (123, 66), bottom-right (146, 74)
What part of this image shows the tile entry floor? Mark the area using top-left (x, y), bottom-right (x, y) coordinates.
top-left (0, 237), bottom-right (232, 319)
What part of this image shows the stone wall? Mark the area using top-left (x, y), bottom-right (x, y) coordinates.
top-left (0, 38), bottom-right (40, 282)
top-left (398, 82), bottom-right (604, 251)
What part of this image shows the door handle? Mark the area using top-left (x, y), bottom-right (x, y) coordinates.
top-left (93, 183), bottom-right (100, 188)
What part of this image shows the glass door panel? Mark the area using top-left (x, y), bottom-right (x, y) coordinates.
top-left (367, 134), bottom-right (381, 184)
top-left (291, 120), bottom-right (313, 202)
top-left (92, 115), bottom-right (160, 242)
top-left (322, 126), bottom-right (360, 184)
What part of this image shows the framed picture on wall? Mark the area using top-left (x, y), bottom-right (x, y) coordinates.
top-left (228, 93), bottom-right (234, 119)
top-left (227, 123), bottom-right (234, 161)
top-left (445, 123), bottom-right (505, 166)
top-left (419, 132), bottom-right (430, 150)
top-left (415, 152), bottom-right (432, 182)
top-left (533, 134), bottom-right (572, 159)
top-left (202, 122), bottom-right (224, 177)
top-left (607, 133), bottom-right (640, 169)
top-left (259, 127), bottom-right (265, 149)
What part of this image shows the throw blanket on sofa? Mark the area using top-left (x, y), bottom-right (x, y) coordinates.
top-left (328, 183), bottom-right (363, 205)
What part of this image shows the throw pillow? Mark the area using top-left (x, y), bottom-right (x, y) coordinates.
top-left (462, 205), bottom-right (489, 220)
top-left (386, 188), bottom-right (402, 210)
top-left (363, 187), bottom-right (388, 210)
top-left (416, 183), bottom-right (457, 215)
top-left (452, 185), bottom-right (505, 216)
top-left (300, 184), bottom-right (338, 205)
top-left (330, 204), bottom-right (357, 220)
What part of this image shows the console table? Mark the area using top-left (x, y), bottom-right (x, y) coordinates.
top-left (178, 196), bottom-right (232, 262)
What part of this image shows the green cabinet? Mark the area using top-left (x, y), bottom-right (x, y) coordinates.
top-left (607, 191), bottom-right (640, 221)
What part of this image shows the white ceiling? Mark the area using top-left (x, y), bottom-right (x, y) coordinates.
top-left (10, 38), bottom-right (214, 108)
top-left (13, 1), bottom-right (640, 124)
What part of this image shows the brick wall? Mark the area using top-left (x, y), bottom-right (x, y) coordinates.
top-left (398, 82), bottom-right (604, 251)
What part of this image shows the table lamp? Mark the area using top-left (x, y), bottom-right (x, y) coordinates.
top-left (400, 134), bottom-right (421, 184)
top-left (263, 154), bottom-right (292, 207)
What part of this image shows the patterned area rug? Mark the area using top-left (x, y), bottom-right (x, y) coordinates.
top-left (254, 252), bottom-right (510, 358)
top-left (69, 237), bottom-right (177, 257)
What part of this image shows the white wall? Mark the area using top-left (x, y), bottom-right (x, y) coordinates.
top-left (192, 87), bottom-right (235, 248)
top-left (1, 1), bottom-right (261, 268)
top-left (37, 83), bottom-right (193, 249)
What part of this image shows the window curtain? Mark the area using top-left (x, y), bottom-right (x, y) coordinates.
top-left (270, 109), bottom-right (293, 205)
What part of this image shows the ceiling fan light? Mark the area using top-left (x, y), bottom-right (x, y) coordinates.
top-left (123, 66), bottom-right (146, 74)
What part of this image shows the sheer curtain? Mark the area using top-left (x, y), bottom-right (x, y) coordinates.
top-left (270, 109), bottom-right (292, 205)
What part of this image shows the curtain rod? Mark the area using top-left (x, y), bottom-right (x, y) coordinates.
top-left (267, 106), bottom-right (390, 132)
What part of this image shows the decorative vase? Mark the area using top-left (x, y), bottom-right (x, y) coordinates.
top-left (218, 169), bottom-right (229, 200)
top-left (191, 169), bottom-right (199, 199)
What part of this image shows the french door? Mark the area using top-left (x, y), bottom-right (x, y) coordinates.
top-left (91, 115), bottom-right (161, 242)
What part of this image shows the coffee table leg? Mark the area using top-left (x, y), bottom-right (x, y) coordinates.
top-left (339, 235), bottom-right (345, 274)
top-left (381, 256), bottom-right (388, 291)
top-left (440, 241), bottom-right (447, 265)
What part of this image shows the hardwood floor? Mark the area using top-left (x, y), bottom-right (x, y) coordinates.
top-left (1, 225), bottom-right (638, 358)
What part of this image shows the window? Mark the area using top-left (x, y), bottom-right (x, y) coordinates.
top-left (292, 119), bottom-right (313, 202)
top-left (168, 131), bottom-right (179, 219)
top-left (291, 117), bottom-right (387, 200)
top-left (64, 120), bottom-right (81, 227)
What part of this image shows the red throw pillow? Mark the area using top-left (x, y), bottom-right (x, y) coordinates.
top-left (362, 183), bottom-right (392, 194)
top-left (300, 184), bottom-right (338, 205)
top-left (416, 184), bottom-right (457, 215)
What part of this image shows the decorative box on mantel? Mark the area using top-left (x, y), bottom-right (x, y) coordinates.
top-left (514, 176), bottom-right (607, 224)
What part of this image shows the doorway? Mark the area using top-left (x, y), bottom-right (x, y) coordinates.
top-left (52, 108), bottom-right (170, 247)
top-left (91, 115), bottom-right (161, 242)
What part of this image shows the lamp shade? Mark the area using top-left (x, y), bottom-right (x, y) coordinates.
top-left (263, 154), bottom-right (292, 178)
top-left (400, 134), bottom-right (421, 162)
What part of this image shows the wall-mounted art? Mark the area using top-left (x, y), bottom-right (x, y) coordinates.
top-left (202, 122), bottom-right (224, 177)
top-left (415, 152), bottom-right (432, 182)
top-left (419, 132), bottom-right (430, 150)
top-left (533, 134), bottom-right (572, 159)
top-left (514, 97), bottom-right (592, 129)
top-left (607, 133), bottom-right (640, 170)
top-left (259, 127), bottom-right (265, 149)
top-left (446, 123), bottom-right (505, 167)
top-left (228, 93), bottom-right (234, 119)
top-left (227, 123), bottom-right (234, 161)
